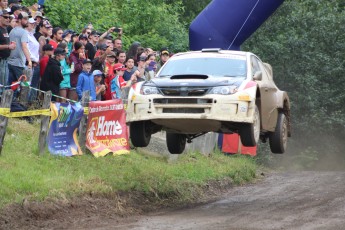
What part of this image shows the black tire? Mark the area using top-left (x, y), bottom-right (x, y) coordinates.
top-left (130, 121), bottom-right (151, 147)
top-left (166, 133), bottom-right (186, 154)
top-left (239, 105), bottom-right (260, 146)
top-left (269, 113), bottom-right (288, 154)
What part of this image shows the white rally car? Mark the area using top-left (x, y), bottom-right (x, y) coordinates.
top-left (126, 49), bottom-right (291, 154)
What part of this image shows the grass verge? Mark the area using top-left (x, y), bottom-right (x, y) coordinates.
top-left (0, 119), bottom-right (257, 209)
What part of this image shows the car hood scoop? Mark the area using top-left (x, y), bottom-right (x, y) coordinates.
top-left (170, 74), bottom-right (208, 80)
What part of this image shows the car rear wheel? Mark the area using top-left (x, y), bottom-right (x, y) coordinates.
top-left (130, 121), bottom-right (151, 147)
top-left (239, 105), bottom-right (260, 146)
top-left (269, 113), bottom-right (288, 154)
top-left (166, 133), bottom-right (186, 154)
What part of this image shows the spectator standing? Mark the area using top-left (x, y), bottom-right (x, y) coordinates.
top-left (126, 41), bottom-right (141, 66)
top-left (68, 41), bottom-right (85, 101)
top-left (0, 10), bottom-right (16, 93)
top-left (40, 47), bottom-right (65, 101)
top-left (7, 12), bottom-right (32, 93)
top-left (92, 43), bottom-right (109, 72)
top-left (39, 43), bottom-right (53, 77)
top-left (111, 63), bottom-right (129, 99)
top-left (85, 30), bottom-right (99, 60)
top-left (33, 11), bottom-right (44, 25)
top-left (103, 51), bottom-right (116, 100)
top-left (156, 48), bottom-right (170, 72)
top-left (116, 50), bottom-right (126, 65)
top-left (113, 36), bottom-right (122, 53)
top-left (49, 27), bottom-right (63, 50)
top-left (0, 0), bottom-right (8, 10)
top-left (123, 57), bottom-right (137, 81)
top-left (78, 34), bottom-right (88, 47)
top-left (57, 42), bottom-right (71, 103)
top-left (76, 58), bottom-right (96, 101)
top-left (92, 69), bottom-right (105, 101)
top-left (130, 55), bottom-right (147, 84)
top-left (26, 17), bottom-right (40, 102)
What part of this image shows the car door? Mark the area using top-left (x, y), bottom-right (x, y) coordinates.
top-left (251, 56), bottom-right (278, 131)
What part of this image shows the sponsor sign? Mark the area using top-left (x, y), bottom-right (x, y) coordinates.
top-left (48, 102), bottom-right (84, 156)
top-left (86, 100), bottom-right (130, 157)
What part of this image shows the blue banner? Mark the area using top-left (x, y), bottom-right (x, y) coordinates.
top-left (47, 102), bottom-right (84, 156)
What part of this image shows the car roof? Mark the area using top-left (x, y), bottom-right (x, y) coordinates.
top-left (171, 49), bottom-right (253, 60)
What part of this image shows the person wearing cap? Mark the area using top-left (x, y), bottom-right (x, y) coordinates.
top-left (57, 42), bottom-right (71, 102)
top-left (34, 19), bottom-right (51, 41)
top-left (40, 47), bottom-right (66, 101)
top-left (78, 33), bottom-right (88, 47)
top-left (49, 27), bottom-right (63, 50)
top-left (110, 63), bottom-right (129, 99)
top-left (92, 42), bottom-right (110, 73)
top-left (76, 58), bottom-right (96, 101)
top-left (26, 17), bottom-right (40, 102)
top-left (92, 69), bottom-right (105, 101)
top-left (130, 55), bottom-right (148, 84)
top-left (10, 4), bottom-right (21, 19)
top-left (85, 30), bottom-right (99, 61)
top-left (33, 11), bottom-right (44, 24)
top-left (39, 43), bottom-right (53, 77)
top-left (156, 48), bottom-right (170, 72)
top-left (0, 10), bottom-right (16, 92)
top-left (62, 29), bottom-right (74, 56)
top-left (102, 51), bottom-right (117, 100)
top-left (7, 12), bottom-right (32, 94)
top-left (68, 41), bottom-right (86, 101)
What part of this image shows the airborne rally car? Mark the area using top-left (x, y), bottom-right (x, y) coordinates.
top-left (126, 49), bottom-right (291, 154)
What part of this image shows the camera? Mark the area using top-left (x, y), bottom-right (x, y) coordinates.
top-left (113, 28), bottom-right (121, 33)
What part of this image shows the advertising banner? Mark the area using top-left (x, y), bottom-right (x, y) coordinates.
top-left (86, 99), bottom-right (130, 157)
top-left (48, 102), bottom-right (84, 156)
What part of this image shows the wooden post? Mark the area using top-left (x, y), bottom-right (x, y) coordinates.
top-left (78, 90), bottom-right (90, 151)
top-left (19, 86), bottom-right (30, 105)
top-left (38, 91), bottom-right (52, 155)
top-left (0, 90), bottom-right (13, 155)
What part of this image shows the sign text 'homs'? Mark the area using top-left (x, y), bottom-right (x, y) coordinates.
top-left (86, 99), bottom-right (130, 157)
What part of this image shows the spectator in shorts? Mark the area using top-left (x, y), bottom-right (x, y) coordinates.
top-left (76, 58), bottom-right (96, 101)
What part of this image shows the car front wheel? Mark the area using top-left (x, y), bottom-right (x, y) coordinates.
top-left (240, 105), bottom-right (260, 146)
top-left (269, 113), bottom-right (288, 154)
top-left (166, 133), bottom-right (186, 154)
top-left (130, 121), bottom-right (151, 147)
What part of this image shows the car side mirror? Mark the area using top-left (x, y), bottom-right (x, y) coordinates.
top-left (253, 71), bottom-right (262, 81)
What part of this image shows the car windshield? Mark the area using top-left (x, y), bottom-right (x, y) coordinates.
top-left (158, 57), bottom-right (247, 77)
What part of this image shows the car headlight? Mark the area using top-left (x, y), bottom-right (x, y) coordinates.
top-left (208, 86), bottom-right (238, 95)
top-left (141, 86), bottom-right (160, 95)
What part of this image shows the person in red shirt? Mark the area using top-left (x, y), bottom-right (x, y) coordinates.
top-left (48, 27), bottom-right (63, 50)
top-left (39, 43), bottom-right (54, 78)
top-left (110, 63), bottom-right (130, 99)
top-left (103, 51), bottom-right (116, 100)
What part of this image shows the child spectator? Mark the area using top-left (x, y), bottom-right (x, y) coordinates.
top-left (92, 69), bottom-right (105, 101)
top-left (76, 59), bottom-right (96, 101)
top-left (111, 63), bottom-right (129, 99)
top-left (103, 51), bottom-right (117, 100)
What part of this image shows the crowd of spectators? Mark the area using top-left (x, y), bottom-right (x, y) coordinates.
top-left (0, 0), bottom-right (172, 102)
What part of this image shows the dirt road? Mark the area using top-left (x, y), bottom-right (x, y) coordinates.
top-left (109, 171), bottom-right (345, 230)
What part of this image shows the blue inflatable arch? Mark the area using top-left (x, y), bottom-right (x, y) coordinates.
top-left (189, 0), bottom-right (284, 50)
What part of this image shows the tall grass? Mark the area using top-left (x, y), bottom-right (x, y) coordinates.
top-left (0, 119), bottom-right (256, 208)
